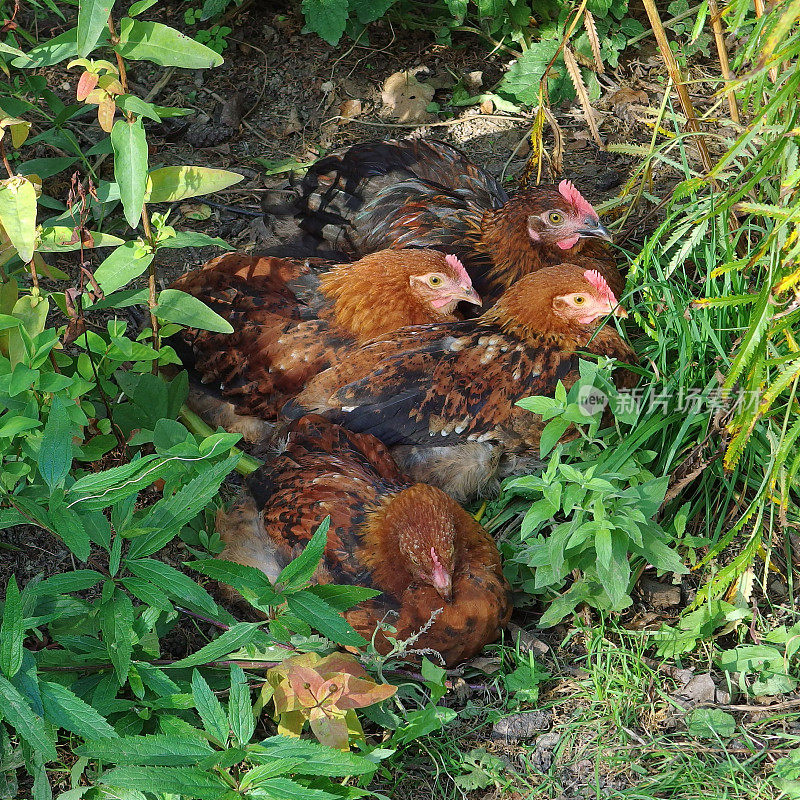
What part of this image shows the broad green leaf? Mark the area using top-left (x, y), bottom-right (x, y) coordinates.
top-left (497, 40), bottom-right (561, 105)
top-left (276, 516), bottom-right (330, 592)
top-left (129, 0), bottom-right (159, 13)
top-left (0, 674), bottom-right (57, 762)
top-left (98, 765), bottom-right (229, 799)
top-left (146, 166), bottom-right (243, 203)
top-left (168, 622), bottom-right (263, 669)
top-left (191, 669), bottom-right (229, 745)
top-left (307, 584), bottom-right (382, 610)
top-left (38, 227), bottom-right (126, 251)
top-left (120, 577), bottom-right (174, 612)
top-left (156, 231), bottom-right (233, 250)
top-left (12, 28), bottom-right (93, 68)
top-left (77, 0), bottom-right (115, 57)
top-left (66, 454), bottom-right (164, 510)
top-left (26, 570), bottom-right (104, 596)
top-left (115, 94), bottom-right (162, 122)
top-left (115, 19), bottom-right (224, 68)
top-left (129, 454), bottom-right (239, 558)
top-left (687, 708), bottom-right (736, 739)
top-left (75, 734), bottom-right (213, 765)
top-left (0, 176), bottom-right (37, 262)
top-left (99, 587), bottom-right (134, 684)
top-left (350, 0), bottom-right (396, 23)
top-left (286, 590), bottom-right (366, 647)
top-left (125, 558), bottom-right (219, 616)
top-left (111, 118), bottom-right (148, 228)
top-left (246, 778), bottom-right (340, 800)
top-left (94, 240), bottom-right (154, 294)
top-left (228, 664), bottom-right (255, 745)
top-left (248, 735), bottom-right (378, 776)
top-left (153, 289), bottom-right (234, 333)
top-left (37, 395), bottom-right (73, 492)
top-left (0, 576), bottom-right (23, 677)
top-left (300, 0), bottom-right (349, 44)
top-left (39, 681), bottom-right (118, 740)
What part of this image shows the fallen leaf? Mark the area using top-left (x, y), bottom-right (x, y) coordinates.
top-left (380, 71), bottom-right (434, 123)
top-left (608, 87), bottom-right (649, 124)
top-left (180, 203), bottom-right (212, 221)
top-left (339, 99), bottom-right (362, 121)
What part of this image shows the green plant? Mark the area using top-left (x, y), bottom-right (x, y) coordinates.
top-left (490, 363), bottom-right (687, 626)
top-left (194, 24), bottom-right (232, 54)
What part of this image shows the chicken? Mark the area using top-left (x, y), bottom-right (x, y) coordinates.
top-left (264, 138), bottom-right (623, 304)
top-left (216, 415), bottom-right (511, 667)
top-left (169, 248), bottom-right (480, 438)
top-left (284, 264), bottom-right (637, 501)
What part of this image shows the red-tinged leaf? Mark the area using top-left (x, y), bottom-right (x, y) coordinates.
top-left (77, 70), bottom-right (98, 101)
top-left (308, 711), bottom-right (349, 750)
top-left (97, 96), bottom-right (116, 132)
top-left (334, 674), bottom-right (396, 710)
top-left (287, 665), bottom-right (330, 708)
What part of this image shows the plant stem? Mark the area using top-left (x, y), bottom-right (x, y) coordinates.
top-left (0, 140), bottom-right (14, 177)
top-left (179, 406), bottom-right (263, 475)
top-left (707, 0), bottom-right (740, 124)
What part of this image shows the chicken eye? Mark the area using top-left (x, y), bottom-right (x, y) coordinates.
top-left (428, 275), bottom-right (444, 287)
top-left (548, 212), bottom-right (564, 224)
top-left (574, 295), bottom-right (586, 305)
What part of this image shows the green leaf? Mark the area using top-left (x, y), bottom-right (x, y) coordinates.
top-left (277, 516), bottom-right (330, 592)
top-left (300, 0), bottom-right (349, 45)
top-left (129, 454), bottom-right (239, 558)
top-left (98, 766), bottom-right (229, 799)
top-left (307, 584), bottom-right (382, 610)
top-left (26, 570), bottom-right (104, 597)
top-left (129, 0), bottom-right (159, 14)
top-left (153, 289), bottom-right (234, 333)
top-left (37, 395), bottom-right (73, 492)
top-left (246, 778), bottom-right (341, 800)
top-left (65, 454), bottom-right (165, 510)
top-left (99, 587), bottom-right (134, 684)
top-left (167, 622), bottom-right (264, 669)
top-left (350, 0), bottom-right (396, 23)
top-left (115, 19), bottom-right (223, 68)
top-left (286, 590), bottom-right (366, 647)
top-left (0, 176), bottom-right (38, 262)
top-left (0, 674), bottom-right (57, 762)
top-left (228, 664), bottom-right (255, 745)
top-left (93, 240), bottom-right (155, 294)
top-left (126, 558), bottom-right (219, 616)
top-left (146, 166), bottom-right (243, 203)
top-left (111, 118), bottom-right (149, 228)
top-left (0, 576), bottom-right (23, 678)
top-left (539, 417), bottom-right (571, 458)
top-left (156, 231), bottom-right (233, 250)
top-left (498, 40), bottom-right (561, 105)
top-left (120, 577), bottom-right (174, 612)
top-left (248, 735), bottom-right (378, 776)
top-left (76, 734), bottom-right (213, 765)
top-left (687, 708), bottom-right (736, 739)
top-left (191, 669), bottom-right (229, 745)
top-left (13, 28), bottom-right (93, 68)
top-left (77, 0), bottom-right (114, 57)
top-left (39, 681), bottom-right (118, 740)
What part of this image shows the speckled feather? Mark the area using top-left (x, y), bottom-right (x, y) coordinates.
top-left (268, 138), bottom-right (623, 303)
top-left (216, 415), bottom-right (511, 666)
top-left (285, 265), bottom-right (637, 499)
top-left (170, 249), bottom-right (476, 419)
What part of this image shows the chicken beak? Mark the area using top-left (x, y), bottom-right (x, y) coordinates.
top-left (614, 304), bottom-right (629, 319)
top-left (431, 565), bottom-right (453, 602)
top-left (458, 286), bottom-right (483, 308)
top-left (579, 219), bottom-right (613, 241)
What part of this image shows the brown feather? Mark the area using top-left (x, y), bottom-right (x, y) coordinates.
top-left (216, 416), bottom-right (511, 667)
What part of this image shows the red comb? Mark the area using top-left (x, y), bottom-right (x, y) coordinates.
top-left (558, 180), bottom-right (596, 218)
top-left (445, 253), bottom-right (471, 286)
top-left (584, 269), bottom-right (618, 304)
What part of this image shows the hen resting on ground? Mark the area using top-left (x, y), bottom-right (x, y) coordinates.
top-left (264, 138), bottom-right (623, 304)
top-left (285, 264), bottom-right (638, 501)
top-left (169, 249), bottom-right (480, 438)
top-left (216, 415), bottom-right (511, 667)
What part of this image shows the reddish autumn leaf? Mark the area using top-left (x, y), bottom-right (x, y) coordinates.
top-left (77, 71), bottom-right (99, 102)
top-left (97, 97), bottom-right (116, 133)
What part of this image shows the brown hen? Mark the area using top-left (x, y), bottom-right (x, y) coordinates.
top-left (170, 248), bottom-right (479, 436)
top-left (216, 415), bottom-right (511, 667)
top-left (264, 138), bottom-right (623, 303)
top-left (284, 264), bottom-right (638, 501)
